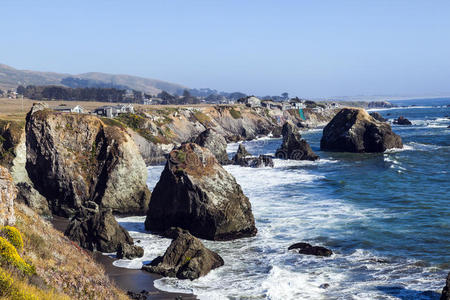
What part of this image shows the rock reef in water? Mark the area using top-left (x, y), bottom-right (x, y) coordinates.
top-left (145, 143), bottom-right (257, 240)
top-left (232, 144), bottom-right (274, 167)
top-left (142, 228), bottom-right (224, 280)
top-left (321, 108), bottom-right (403, 153)
top-left (288, 242), bottom-right (333, 257)
top-left (393, 116), bottom-right (412, 125)
top-left (25, 103), bottom-right (150, 216)
top-left (276, 122), bottom-right (319, 161)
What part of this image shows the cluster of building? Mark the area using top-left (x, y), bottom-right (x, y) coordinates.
top-left (237, 96), bottom-right (342, 112)
top-left (51, 104), bottom-right (135, 117)
top-left (0, 89), bottom-right (20, 99)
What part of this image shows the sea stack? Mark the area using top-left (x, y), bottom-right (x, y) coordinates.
top-left (275, 122), bottom-right (319, 160)
top-left (145, 143), bottom-right (257, 240)
top-left (320, 108), bottom-right (403, 152)
top-left (25, 103), bottom-right (151, 216)
top-left (194, 128), bottom-right (230, 165)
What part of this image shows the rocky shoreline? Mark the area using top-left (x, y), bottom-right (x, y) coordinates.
top-left (1, 102), bottom-right (448, 299)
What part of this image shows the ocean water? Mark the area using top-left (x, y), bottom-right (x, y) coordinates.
top-left (114, 98), bottom-right (450, 300)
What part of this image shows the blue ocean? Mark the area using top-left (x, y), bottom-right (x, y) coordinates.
top-left (115, 98), bottom-right (449, 299)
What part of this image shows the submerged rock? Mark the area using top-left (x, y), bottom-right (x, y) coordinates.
top-left (142, 228), bottom-right (224, 280)
top-left (25, 103), bottom-right (150, 216)
top-left (232, 144), bottom-right (274, 168)
top-left (0, 166), bottom-right (16, 226)
top-left (145, 143), bottom-right (257, 240)
top-left (275, 122), bottom-right (319, 161)
top-left (442, 272), bottom-right (450, 300)
top-left (393, 116), bottom-right (412, 125)
top-left (65, 207), bottom-right (133, 252)
top-left (117, 243), bottom-right (144, 259)
top-left (321, 108), bottom-right (403, 153)
top-left (194, 128), bottom-right (230, 165)
top-left (288, 242), bottom-right (333, 257)
top-left (369, 112), bottom-right (387, 122)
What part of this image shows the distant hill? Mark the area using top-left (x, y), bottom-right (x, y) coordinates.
top-left (0, 63), bottom-right (186, 95)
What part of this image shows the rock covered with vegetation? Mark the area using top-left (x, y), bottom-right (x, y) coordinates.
top-left (321, 108), bottom-right (403, 152)
top-left (25, 103), bottom-right (150, 216)
top-left (0, 166), bottom-right (16, 227)
top-left (142, 228), bottom-right (224, 280)
top-left (276, 122), bottom-right (319, 160)
top-left (64, 205), bottom-right (133, 253)
top-left (145, 143), bottom-right (257, 240)
top-left (194, 128), bottom-right (230, 165)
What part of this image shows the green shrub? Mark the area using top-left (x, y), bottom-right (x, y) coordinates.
top-left (1, 226), bottom-right (24, 252)
top-left (0, 267), bottom-right (13, 296)
top-left (230, 108), bottom-right (242, 119)
top-left (0, 237), bottom-right (34, 275)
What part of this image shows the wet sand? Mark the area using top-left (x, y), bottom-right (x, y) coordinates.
top-left (52, 216), bottom-right (197, 300)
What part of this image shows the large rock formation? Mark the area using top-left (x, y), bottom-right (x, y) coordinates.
top-left (320, 108), bottom-right (403, 153)
top-left (275, 122), bottom-right (319, 160)
top-left (232, 144), bottom-right (274, 168)
top-left (116, 242), bottom-right (144, 259)
top-left (64, 205), bottom-right (133, 253)
top-left (194, 128), bottom-right (230, 165)
top-left (145, 143), bottom-right (257, 240)
top-left (25, 103), bottom-right (150, 216)
top-left (142, 228), bottom-right (224, 280)
top-left (442, 272), bottom-right (450, 300)
top-left (0, 166), bottom-right (16, 226)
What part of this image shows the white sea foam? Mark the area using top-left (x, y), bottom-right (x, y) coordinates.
top-left (113, 142), bottom-right (445, 299)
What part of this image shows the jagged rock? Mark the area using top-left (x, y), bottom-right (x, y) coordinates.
top-left (127, 291), bottom-right (148, 300)
top-left (0, 166), bottom-right (16, 226)
top-left (142, 228), bottom-right (224, 280)
top-left (288, 242), bottom-right (333, 257)
top-left (232, 144), bottom-right (251, 166)
top-left (442, 272), bottom-right (450, 300)
top-left (232, 145), bottom-right (274, 168)
top-left (369, 112), bottom-right (387, 122)
top-left (393, 116), bottom-right (412, 125)
top-left (145, 143), bottom-right (257, 240)
top-left (276, 122), bottom-right (319, 160)
top-left (194, 128), bottom-right (230, 165)
top-left (64, 207), bottom-right (133, 252)
top-left (0, 119), bottom-right (23, 168)
top-left (321, 108), bottom-right (403, 152)
top-left (15, 182), bottom-right (51, 216)
top-left (25, 103), bottom-right (150, 217)
top-left (117, 243), bottom-right (144, 259)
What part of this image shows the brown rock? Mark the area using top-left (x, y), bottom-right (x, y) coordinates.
top-left (145, 143), bottom-right (257, 240)
top-left (0, 166), bottom-right (16, 226)
top-left (142, 228), bottom-right (224, 280)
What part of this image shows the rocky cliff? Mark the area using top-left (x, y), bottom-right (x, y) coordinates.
top-left (117, 105), bottom-right (339, 165)
top-left (25, 103), bottom-right (150, 217)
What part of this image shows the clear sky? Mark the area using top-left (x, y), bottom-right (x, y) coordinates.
top-left (2, 0), bottom-right (450, 98)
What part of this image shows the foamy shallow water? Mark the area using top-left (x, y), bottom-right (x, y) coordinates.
top-left (113, 102), bottom-right (449, 299)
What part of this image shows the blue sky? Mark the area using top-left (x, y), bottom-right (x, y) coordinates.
top-left (2, 0), bottom-right (450, 97)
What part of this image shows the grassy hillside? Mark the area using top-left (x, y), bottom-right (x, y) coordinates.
top-left (0, 63), bottom-right (186, 95)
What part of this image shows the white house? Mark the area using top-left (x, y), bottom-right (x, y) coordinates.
top-left (53, 105), bottom-right (84, 113)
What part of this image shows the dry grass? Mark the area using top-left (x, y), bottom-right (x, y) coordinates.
top-left (14, 203), bottom-right (128, 300)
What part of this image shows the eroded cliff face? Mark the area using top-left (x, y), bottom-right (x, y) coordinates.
top-left (25, 103), bottom-right (150, 217)
top-left (0, 166), bottom-right (16, 226)
top-left (118, 105), bottom-right (338, 165)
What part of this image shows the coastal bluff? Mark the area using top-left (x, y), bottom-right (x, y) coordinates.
top-left (25, 103), bottom-right (151, 217)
